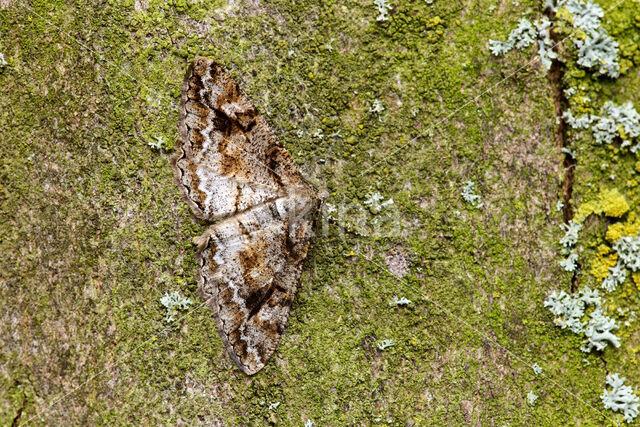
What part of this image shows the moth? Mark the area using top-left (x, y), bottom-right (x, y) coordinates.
top-left (171, 57), bottom-right (319, 375)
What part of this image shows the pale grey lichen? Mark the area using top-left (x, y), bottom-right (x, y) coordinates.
top-left (461, 181), bottom-right (482, 207)
top-left (389, 297), bottom-right (412, 306)
top-left (561, 147), bottom-right (576, 159)
top-left (532, 363), bottom-right (543, 375)
top-left (374, 0), bottom-right (392, 22)
top-left (589, 102), bottom-right (640, 146)
top-left (591, 115), bottom-right (618, 144)
top-left (579, 286), bottom-right (601, 305)
top-left (491, 0), bottom-right (621, 77)
top-left (369, 99), bottom-right (385, 114)
top-left (560, 221), bottom-right (582, 272)
top-left (544, 288), bottom-right (593, 334)
top-left (488, 40), bottom-right (513, 56)
top-left (489, 17), bottom-right (556, 70)
top-left (377, 339), bottom-right (395, 350)
top-left (489, 18), bottom-right (536, 54)
top-left (312, 128), bottom-right (324, 139)
top-left (544, 286), bottom-right (621, 352)
top-left (565, 0), bottom-right (603, 32)
top-left (601, 373), bottom-right (639, 423)
top-left (580, 308), bottom-right (620, 352)
top-left (544, 0), bottom-right (560, 11)
top-left (535, 17), bottom-right (558, 69)
top-left (148, 136), bottom-right (165, 150)
top-left (324, 203), bottom-right (337, 220)
top-left (559, 221), bottom-right (582, 248)
top-left (573, 28), bottom-right (620, 78)
top-left (560, 252), bottom-right (579, 272)
top-left (564, 86), bottom-right (577, 97)
top-left (364, 191), bottom-right (394, 214)
top-left (562, 109), bottom-right (595, 130)
top-left (560, 0), bottom-right (620, 77)
top-left (603, 102), bottom-right (640, 141)
top-left (598, 234), bottom-right (640, 301)
top-left (613, 235), bottom-right (640, 272)
top-left (364, 191), bottom-right (384, 207)
top-left (0, 53), bottom-right (7, 68)
top-left (532, 362), bottom-right (542, 375)
top-left (268, 401), bottom-right (281, 410)
top-left (556, 200), bottom-right (564, 212)
top-left (159, 291), bottom-right (192, 323)
top-left (601, 260), bottom-right (626, 292)
top-left (508, 18), bottom-right (538, 50)
top-left (526, 391), bottom-right (539, 406)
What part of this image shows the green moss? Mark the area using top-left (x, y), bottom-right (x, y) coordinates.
top-left (1, 0), bottom-right (638, 424)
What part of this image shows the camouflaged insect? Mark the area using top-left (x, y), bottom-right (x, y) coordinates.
top-left (171, 57), bottom-right (318, 375)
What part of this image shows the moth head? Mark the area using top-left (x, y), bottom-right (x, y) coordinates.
top-left (192, 56), bottom-right (213, 76)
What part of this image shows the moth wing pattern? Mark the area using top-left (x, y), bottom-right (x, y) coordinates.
top-left (171, 57), bottom-right (319, 375)
top-left (199, 195), bottom-right (316, 374)
top-left (172, 56), bottom-right (312, 221)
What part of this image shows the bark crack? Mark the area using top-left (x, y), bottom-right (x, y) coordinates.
top-left (545, 7), bottom-right (579, 292)
top-left (11, 397), bottom-right (25, 427)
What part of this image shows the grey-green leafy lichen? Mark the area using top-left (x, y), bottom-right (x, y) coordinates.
top-left (0, 0), bottom-right (638, 424)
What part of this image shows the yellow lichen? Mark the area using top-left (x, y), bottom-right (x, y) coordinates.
top-left (623, 281), bottom-right (634, 298)
top-left (556, 8), bottom-right (575, 26)
top-left (600, 189), bottom-right (629, 217)
top-left (590, 245), bottom-right (618, 282)
top-left (574, 188), bottom-right (629, 223)
top-left (606, 212), bottom-right (640, 242)
top-left (574, 200), bottom-right (599, 223)
top-left (633, 272), bottom-right (640, 292)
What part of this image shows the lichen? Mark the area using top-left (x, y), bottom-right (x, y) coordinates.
top-left (560, 251), bottom-right (579, 272)
top-left (558, 0), bottom-right (621, 77)
top-left (159, 291), bottom-right (192, 323)
top-left (605, 212), bottom-right (640, 243)
top-left (601, 260), bottom-right (626, 292)
top-left (461, 181), bottom-right (482, 208)
top-left (601, 373), bottom-right (639, 423)
top-left (613, 235), bottom-right (640, 272)
top-left (532, 363), bottom-right (543, 375)
top-left (376, 339), bottom-right (395, 350)
top-left (564, 0), bottom-right (603, 32)
top-left (593, 102), bottom-right (640, 146)
top-left (590, 244), bottom-right (617, 282)
top-left (489, 17), bottom-right (556, 70)
top-left (559, 221), bottom-right (582, 248)
top-left (544, 287), bottom-right (621, 352)
top-left (389, 297), bottom-right (412, 306)
top-left (573, 29), bottom-right (620, 78)
top-left (373, 0), bottom-right (393, 22)
top-left (574, 188), bottom-right (629, 223)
